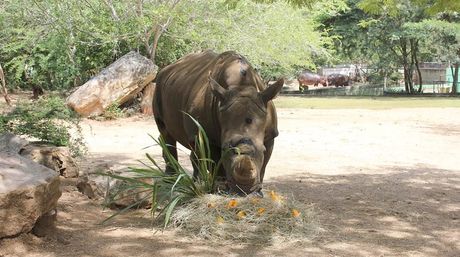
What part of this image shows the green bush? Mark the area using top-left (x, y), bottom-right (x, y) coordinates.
top-left (0, 95), bottom-right (86, 156)
top-left (101, 102), bottom-right (124, 120)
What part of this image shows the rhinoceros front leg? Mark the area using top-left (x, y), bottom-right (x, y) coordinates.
top-left (260, 138), bottom-right (274, 184)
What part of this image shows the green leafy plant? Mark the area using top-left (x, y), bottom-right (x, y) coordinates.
top-left (102, 114), bottom-right (227, 228)
top-left (0, 95), bottom-right (86, 156)
top-left (101, 102), bottom-right (124, 120)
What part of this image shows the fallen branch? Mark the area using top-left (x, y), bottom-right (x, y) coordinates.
top-left (0, 63), bottom-right (12, 106)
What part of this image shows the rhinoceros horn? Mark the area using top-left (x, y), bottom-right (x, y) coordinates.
top-left (233, 155), bottom-right (257, 182)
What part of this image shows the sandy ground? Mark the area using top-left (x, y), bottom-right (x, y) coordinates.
top-left (1, 104), bottom-right (460, 257)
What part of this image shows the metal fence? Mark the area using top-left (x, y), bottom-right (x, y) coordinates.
top-left (385, 81), bottom-right (459, 94)
top-left (281, 81), bottom-right (460, 97)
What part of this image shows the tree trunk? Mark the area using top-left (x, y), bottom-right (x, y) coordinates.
top-left (401, 40), bottom-right (412, 94)
top-left (408, 40), bottom-right (415, 94)
top-left (451, 63), bottom-right (459, 95)
top-left (149, 25), bottom-right (163, 62)
top-left (143, 0), bottom-right (180, 63)
top-left (32, 85), bottom-right (44, 100)
top-left (411, 39), bottom-right (423, 93)
top-left (147, 18), bottom-right (172, 63)
top-left (0, 63), bottom-right (12, 106)
top-left (140, 82), bottom-right (155, 115)
top-left (383, 70), bottom-right (387, 92)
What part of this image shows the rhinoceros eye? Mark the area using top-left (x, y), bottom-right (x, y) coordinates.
top-left (245, 117), bottom-right (253, 125)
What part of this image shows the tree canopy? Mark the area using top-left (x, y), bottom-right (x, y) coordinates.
top-left (0, 0), bottom-right (332, 90)
top-left (318, 0), bottom-right (460, 93)
top-left (0, 0), bottom-right (459, 93)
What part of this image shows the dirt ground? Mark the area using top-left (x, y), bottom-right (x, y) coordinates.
top-left (1, 102), bottom-right (460, 257)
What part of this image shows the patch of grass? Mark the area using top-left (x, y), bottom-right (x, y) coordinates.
top-left (274, 96), bottom-right (460, 109)
top-left (101, 102), bottom-right (124, 120)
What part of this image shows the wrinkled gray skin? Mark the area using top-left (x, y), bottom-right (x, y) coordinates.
top-left (153, 50), bottom-right (284, 195)
top-left (327, 73), bottom-right (350, 87)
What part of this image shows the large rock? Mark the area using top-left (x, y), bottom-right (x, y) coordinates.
top-left (0, 133), bottom-right (61, 238)
top-left (107, 177), bottom-right (153, 209)
top-left (66, 51), bottom-right (158, 117)
top-left (20, 143), bottom-right (79, 178)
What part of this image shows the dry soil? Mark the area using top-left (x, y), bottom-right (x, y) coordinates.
top-left (1, 104), bottom-right (459, 257)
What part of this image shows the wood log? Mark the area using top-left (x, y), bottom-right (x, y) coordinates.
top-left (140, 82), bottom-right (155, 115)
top-left (66, 51), bottom-right (158, 117)
top-left (0, 63), bottom-right (12, 106)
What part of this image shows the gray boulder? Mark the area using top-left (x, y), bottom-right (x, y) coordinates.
top-left (0, 133), bottom-right (61, 238)
top-left (20, 143), bottom-right (79, 178)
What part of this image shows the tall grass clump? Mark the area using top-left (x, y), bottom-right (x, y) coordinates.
top-left (103, 114), bottom-right (223, 227)
top-left (103, 115), bottom-right (320, 244)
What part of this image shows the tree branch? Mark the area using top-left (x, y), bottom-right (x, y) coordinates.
top-left (103, 0), bottom-right (120, 21)
top-left (0, 63), bottom-right (12, 106)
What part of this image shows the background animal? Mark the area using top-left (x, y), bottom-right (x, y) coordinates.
top-left (327, 73), bottom-right (350, 87)
top-left (297, 70), bottom-right (328, 90)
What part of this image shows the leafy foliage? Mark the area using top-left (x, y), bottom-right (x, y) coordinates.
top-left (0, 95), bottom-right (86, 156)
top-left (359, 0), bottom-right (460, 15)
top-left (1, 0), bottom-right (332, 92)
top-left (101, 102), bottom-right (125, 120)
top-left (2, 0), bottom-right (458, 93)
top-left (176, 0), bottom-right (333, 78)
top-left (319, 0), bottom-right (460, 93)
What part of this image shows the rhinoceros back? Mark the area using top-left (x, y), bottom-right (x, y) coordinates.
top-left (153, 50), bottom-right (278, 149)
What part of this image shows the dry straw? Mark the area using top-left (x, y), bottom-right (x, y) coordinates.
top-left (102, 115), bottom-right (320, 244)
top-left (170, 190), bottom-right (320, 244)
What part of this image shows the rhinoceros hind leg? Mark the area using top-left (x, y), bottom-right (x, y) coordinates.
top-left (161, 134), bottom-right (178, 175)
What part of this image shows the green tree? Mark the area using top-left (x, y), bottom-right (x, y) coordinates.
top-left (405, 19), bottom-right (460, 94)
top-left (1, 0), bottom-right (333, 92)
top-left (320, 0), bottom-right (459, 93)
top-left (178, 0), bottom-right (333, 78)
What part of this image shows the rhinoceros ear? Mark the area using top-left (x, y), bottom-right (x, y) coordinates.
top-left (209, 77), bottom-right (227, 102)
top-left (260, 78), bottom-right (284, 104)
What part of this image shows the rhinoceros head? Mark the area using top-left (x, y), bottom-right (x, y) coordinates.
top-left (209, 77), bottom-right (284, 194)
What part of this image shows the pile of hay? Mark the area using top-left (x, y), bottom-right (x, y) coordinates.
top-left (169, 190), bottom-right (320, 244)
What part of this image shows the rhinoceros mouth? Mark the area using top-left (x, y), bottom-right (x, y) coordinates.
top-left (227, 180), bottom-right (261, 195)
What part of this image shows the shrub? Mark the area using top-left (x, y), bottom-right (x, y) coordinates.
top-left (0, 95), bottom-right (86, 156)
top-left (101, 102), bottom-right (124, 120)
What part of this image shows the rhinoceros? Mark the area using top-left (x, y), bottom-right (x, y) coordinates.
top-left (153, 50), bottom-right (284, 195)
